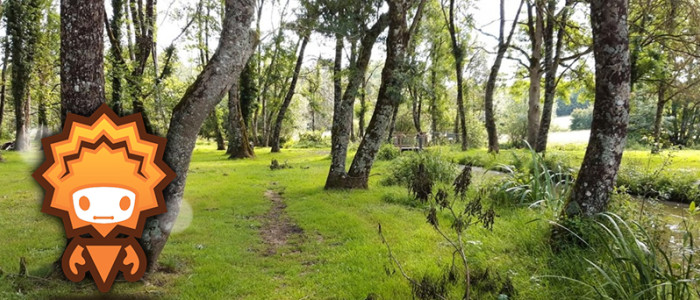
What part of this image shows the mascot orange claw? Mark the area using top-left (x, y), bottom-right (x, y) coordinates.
top-left (33, 104), bottom-right (175, 292)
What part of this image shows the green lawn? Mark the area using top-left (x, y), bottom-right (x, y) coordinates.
top-left (0, 143), bottom-right (695, 299)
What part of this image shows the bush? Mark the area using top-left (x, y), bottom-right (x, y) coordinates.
top-left (377, 143), bottom-right (401, 161)
top-left (381, 151), bottom-right (458, 188)
top-left (617, 165), bottom-right (700, 204)
top-left (500, 100), bottom-right (529, 148)
top-left (291, 131), bottom-right (331, 148)
top-left (569, 106), bottom-right (593, 130)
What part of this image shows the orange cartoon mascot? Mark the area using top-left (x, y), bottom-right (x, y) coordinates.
top-left (33, 104), bottom-right (175, 292)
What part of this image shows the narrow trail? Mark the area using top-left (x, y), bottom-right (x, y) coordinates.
top-left (260, 188), bottom-right (304, 256)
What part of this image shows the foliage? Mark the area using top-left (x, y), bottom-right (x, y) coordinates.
top-left (617, 151), bottom-right (700, 204)
top-left (489, 145), bottom-right (573, 217)
top-left (500, 99), bottom-right (529, 148)
top-left (555, 93), bottom-right (590, 117)
top-left (569, 106), bottom-right (593, 130)
top-left (380, 150), bottom-right (458, 188)
top-left (377, 143), bottom-right (400, 161)
top-left (286, 131), bottom-right (331, 148)
top-left (555, 213), bottom-right (699, 300)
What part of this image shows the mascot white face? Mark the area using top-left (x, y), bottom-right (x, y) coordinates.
top-left (72, 187), bottom-right (135, 224)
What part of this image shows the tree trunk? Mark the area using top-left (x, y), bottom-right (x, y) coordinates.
top-left (61, 0), bottom-right (106, 121)
top-left (484, 0), bottom-right (523, 153)
top-left (227, 76), bottom-right (255, 159)
top-left (387, 103), bottom-right (399, 143)
top-left (359, 79), bottom-right (367, 138)
top-left (526, 0), bottom-right (544, 146)
top-left (430, 60), bottom-right (438, 144)
top-left (344, 0), bottom-right (425, 189)
top-left (8, 0), bottom-right (43, 151)
top-left (0, 37), bottom-right (8, 139)
top-left (445, 0), bottom-right (467, 150)
top-left (562, 0), bottom-right (630, 218)
top-left (412, 90), bottom-right (422, 133)
top-left (652, 83), bottom-right (666, 152)
top-left (141, 0), bottom-right (255, 271)
top-left (325, 14), bottom-right (388, 189)
top-left (109, 0), bottom-right (125, 116)
top-left (211, 111), bottom-right (226, 150)
top-left (37, 92), bottom-right (48, 140)
top-left (271, 34), bottom-right (309, 152)
top-left (535, 0), bottom-right (570, 153)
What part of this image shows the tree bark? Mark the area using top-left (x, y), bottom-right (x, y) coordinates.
top-left (343, 0), bottom-right (426, 189)
top-left (358, 78), bottom-right (367, 138)
top-left (444, 0), bottom-right (467, 150)
top-left (270, 34), bottom-right (309, 152)
top-left (211, 111), bottom-right (226, 150)
top-left (562, 0), bottom-right (630, 218)
top-left (484, 0), bottom-right (524, 153)
top-left (652, 83), bottom-right (666, 152)
top-left (8, 0), bottom-right (43, 151)
top-left (387, 103), bottom-right (399, 143)
top-left (526, 0), bottom-right (544, 146)
top-left (227, 76), bottom-right (255, 159)
top-left (61, 0), bottom-right (105, 121)
top-left (108, 0), bottom-right (125, 116)
top-left (0, 37), bottom-right (8, 139)
top-left (141, 0), bottom-right (255, 271)
top-left (325, 14), bottom-right (389, 189)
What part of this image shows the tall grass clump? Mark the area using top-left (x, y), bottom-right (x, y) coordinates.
top-left (490, 144), bottom-right (573, 216)
top-left (554, 212), bottom-right (698, 300)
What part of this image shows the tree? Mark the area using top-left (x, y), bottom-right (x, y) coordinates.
top-left (0, 36), bottom-right (9, 140)
top-left (33, 2), bottom-right (59, 140)
top-left (227, 67), bottom-right (255, 159)
top-left (7, 0), bottom-right (45, 151)
top-left (227, 59), bottom-right (256, 159)
top-left (442, 0), bottom-right (467, 150)
top-left (323, 1), bottom-right (389, 188)
top-left (270, 14), bottom-right (313, 152)
top-left (483, 0), bottom-right (523, 153)
top-left (141, 0), bottom-right (255, 270)
top-left (108, 0), bottom-right (126, 116)
top-left (523, 0), bottom-right (544, 146)
top-left (338, 0), bottom-right (427, 189)
top-left (562, 0), bottom-right (630, 218)
top-left (534, 0), bottom-right (579, 153)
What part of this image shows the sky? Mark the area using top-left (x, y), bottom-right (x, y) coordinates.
top-left (150, 0), bottom-right (526, 74)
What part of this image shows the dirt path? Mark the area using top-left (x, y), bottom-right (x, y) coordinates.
top-left (260, 189), bottom-right (304, 256)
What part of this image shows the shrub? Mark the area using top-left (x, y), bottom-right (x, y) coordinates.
top-left (617, 166), bottom-right (700, 204)
top-left (500, 100), bottom-right (529, 148)
top-left (381, 151), bottom-right (458, 188)
top-left (616, 151), bottom-right (700, 204)
top-left (570, 106), bottom-right (593, 130)
top-left (377, 143), bottom-right (400, 161)
top-left (293, 131), bottom-right (331, 148)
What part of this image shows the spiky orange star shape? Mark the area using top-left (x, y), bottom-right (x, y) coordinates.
top-left (33, 104), bottom-right (175, 292)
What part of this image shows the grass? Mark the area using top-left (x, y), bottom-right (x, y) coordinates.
top-left (0, 143), bottom-right (697, 299)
